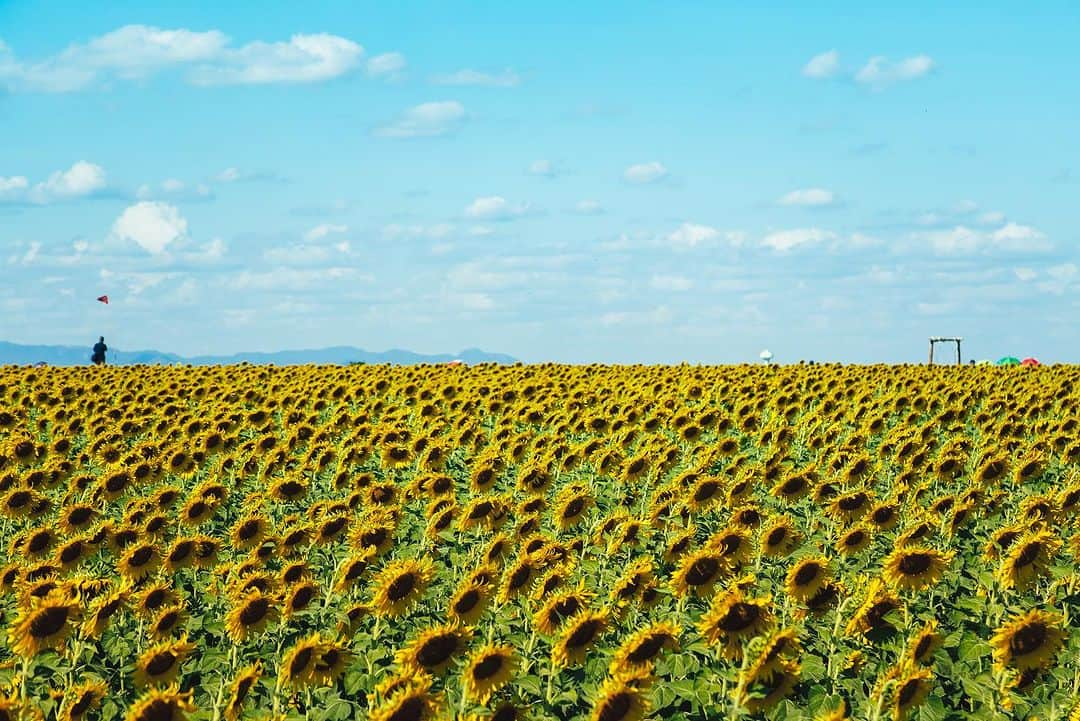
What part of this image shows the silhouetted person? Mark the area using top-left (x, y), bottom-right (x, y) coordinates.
top-left (91, 337), bottom-right (107, 366)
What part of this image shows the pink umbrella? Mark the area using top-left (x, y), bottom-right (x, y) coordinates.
top-left (1021, 357), bottom-right (1040, 367)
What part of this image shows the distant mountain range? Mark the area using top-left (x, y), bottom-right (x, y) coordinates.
top-left (0, 341), bottom-right (518, 367)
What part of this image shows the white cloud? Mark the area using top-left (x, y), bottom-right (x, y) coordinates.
top-left (761, 228), bottom-right (836, 252)
top-left (573, 199), bottom-right (604, 215)
top-left (623, 161), bottom-right (668, 184)
top-left (463, 196), bottom-right (532, 220)
top-left (382, 223), bottom-right (455, 241)
top-left (1, 26), bottom-right (364, 91)
top-left (0, 176), bottom-right (29, 195)
top-left (31, 161), bottom-right (107, 202)
top-left (374, 101), bottom-right (466, 138)
top-left (304, 223), bottom-right (348, 242)
top-left (855, 55), bottom-right (934, 89)
top-left (527, 159), bottom-right (555, 177)
top-left (136, 178), bottom-right (213, 201)
top-left (1038, 263), bottom-right (1078, 294)
top-left (366, 52), bottom-right (406, 78)
top-left (431, 68), bottom-right (520, 87)
top-left (110, 201), bottom-right (188, 254)
top-left (228, 267), bottom-right (367, 292)
top-left (803, 50), bottom-right (840, 79)
top-left (667, 222), bottom-right (719, 249)
top-left (991, 222), bottom-right (1046, 247)
top-left (1014, 267), bottom-right (1037, 282)
top-left (778, 188), bottom-right (836, 207)
top-left (918, 223), bottom-right (1050, 254)
top-left (182, 33), bottom-right (362, 86)
top-left (650, 275), bottom-right (693, 292)
top-left (978, 210), bottom-right (1006, 225)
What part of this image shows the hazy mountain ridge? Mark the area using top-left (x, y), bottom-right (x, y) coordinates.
top-left (0, 341), bottom-right (518, 366)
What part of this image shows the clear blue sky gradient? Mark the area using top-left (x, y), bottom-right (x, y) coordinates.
top-left (2, 2), bottom-right (1078, 363)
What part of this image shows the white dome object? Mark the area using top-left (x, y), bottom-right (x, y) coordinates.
top-left (759, 349), bottom-right (774, 362)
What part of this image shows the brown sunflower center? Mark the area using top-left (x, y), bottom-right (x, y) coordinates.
top-left (766, 527), bottom-right (788, 546)
top-left (897, 678), bottom-right (922, 706)
top-left (387, 572), bottom-right (417, 601)
top-left (129, 547), bottom-right (153, 567)
top-left (597, 693), bottom-right (633, 721)
top-left (685, 557), bottom-right (720, 586)
top-left (566, 619), bottom-right (602, 648)
top-left (239, 598), bottom-right (269, 626)
top-left (793, 563), bottom-right (820, 586)
top-left (137, 698), bottom-right (183, 721)
top-left (914, 635), bottom-right (933, 660)
top-left (720, 602), bottom-right (760, 632)
top-left (30, 605), bottom-right (69, 638)
top-left (417, 634), bottom-right (458, 667)
top-left (454, 589), bottom-right (480, 614)
top-left (898, 553), bottom-right (933, 575)
top-left (1009, 623), bottom-right (1047, 657)
top-left (146, 651), bottom-right (177, 676)
top-left (1015, 543), bottom-right (1042, 568)
top-left (562, 498), bottom-right (585, 518)
top-left (626, 634), bottom-right (668, 663)
top-left (472, 654), bottom-right (505, 680)
top-left (289, 648), bottom-right (313, 675)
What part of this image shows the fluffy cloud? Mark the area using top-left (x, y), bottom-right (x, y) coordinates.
top-left (855, 55), bottom-right (934, 89)
top-left (1, 25), bottom-right (366, 91)
top-left (110, 201), bottom-right (188, 254)
top-left (382, 223), bottom-right (455, 241)
top-left (778, 188), bottom-right (836, 207)
top-left (136, 178), bottom-right (213, 201)
top-left (366, 52), bottom-right (406, 78)
top-left (431, 68), bottom-right (520, 87)
top-left (374, 101), bottom-right (466, 138)
top-left (918, 223), bottom-right (1049, 254)
top-left (802, 50), bottom-right (840, 79)
top-left (623, 161), bottom-right (668, 184)
top-left (1, 161), bottom-right (108, 204)
top-left (667, 223), bottom-right (720, 249)
top-left (761, 228), bottom-right (836, 252)
top-left (463, 196), bottom-right (532, 220)
top-left (304, 223), bottom-right (348, 242)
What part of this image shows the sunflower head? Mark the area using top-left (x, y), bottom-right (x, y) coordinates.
top-left (991, 608), bottom-right (1065, 671)
top-left (463, 644), bottom-right (517, 703)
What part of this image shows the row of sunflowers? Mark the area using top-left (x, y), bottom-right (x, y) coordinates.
top-left (0, 362), bottom-right (1078, 720)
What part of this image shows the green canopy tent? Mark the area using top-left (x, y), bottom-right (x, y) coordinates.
top-left (996, 356), bottom-right (1021, 366)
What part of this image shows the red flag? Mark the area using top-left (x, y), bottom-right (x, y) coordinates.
top-left (97, 295), bottom-right (109, 305)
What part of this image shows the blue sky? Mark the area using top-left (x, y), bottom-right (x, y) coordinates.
top-left (2, 2), bottom-right (1078, 363)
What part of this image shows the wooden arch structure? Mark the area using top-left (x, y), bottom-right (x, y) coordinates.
top-left (928, 337), bottom-right (963, 366)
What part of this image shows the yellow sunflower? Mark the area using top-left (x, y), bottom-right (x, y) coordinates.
top-left (881, 546), bottom-right (951, 592)
top-left (609, 621), bottom-right (679, 675)
top-left (134, 635), bottom-right (196, 687)
top-left (785, 557), bottom-right (831, 603)
top-left (552, 609), bottom-right (609, 666)
top-left (9, 592), bottom-right (79, 656)
top-left (463, 644), bottom-right (517, 703)
top-left (123, 685), bottom-right (195, 721)
top-left (588, 673), bottom-right (649, 721)
top-left (224, 589), bottom-right (279, 642)
top-left (990, 608), bottom-right (1065, 671)
top-left (396, 623), bottom-right (471, 675)
top-left (371, 558), bottom-right (435, 617)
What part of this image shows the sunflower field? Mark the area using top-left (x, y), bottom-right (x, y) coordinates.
top-left (1, 363), bottom-right (1079, 721)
